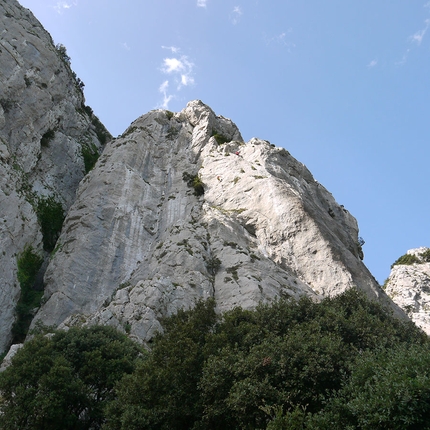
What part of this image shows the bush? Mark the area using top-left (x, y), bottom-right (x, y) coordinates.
top-left (183, 172), bottom-right (205, 196)
top-left (11, 245), bottom-right (44, 343)
top-left (104, 290), bottom-right (427, 430)
top-left (81, 142), bottom-right (100, 173)
top-left (36, 196), bottom-right (65, 252)
top-left (211, 130), bottom-right (229, 145)
top-left (391, 253), bottom-right (421, 268)
top-left (0, 326), bottom-right (142, 430)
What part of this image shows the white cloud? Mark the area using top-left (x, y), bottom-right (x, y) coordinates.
top-left (410, 18), bottom-right (430, 45)
top-left (157, 52), bottom-right (195, 109)
top-left (161, 56), bottom-right (195, 88)
top-left (54, 1), bottom-right (77, 14)
top-left (162, 58), bottom-right (184, 73)
top-left (159, 80), bottom-right (173, 109)
top-left (230, 6), bottom-right (243, 24)
top-left (122, 42), bottom-right (131, 51)
top-left (162, 46), bottom-right (180, 54)
top-left (197, 0), bottom-right (208, 8)
top-left (367, 59), bottom-right (377, 68)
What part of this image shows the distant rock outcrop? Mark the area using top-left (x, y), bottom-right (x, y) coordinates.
top-left (0, 0), bottom-right (109, 353)
top-left (384, 247), bottom-right (430, 334)
top-left (31, 100), bottom-right (403, 344)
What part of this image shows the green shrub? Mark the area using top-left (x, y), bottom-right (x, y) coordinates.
top-left (183, 172), bottom-right (205, 196)
top-left (12, 245), bottom-right (44, 343)
top-left (211, 130), bottom-right (229, 145)
top-left (36, 196), bottom-right (65, 252)
top-left (391, 253), bottom-right (421, 268)
top-left (105, 290), bottom-right (426, 430)
top-left (206, 256), bottom-right (221, 275)
top-left (81, 142), bottom-right (99, 173)
top-left (0, 326), bottom-right (142, 430)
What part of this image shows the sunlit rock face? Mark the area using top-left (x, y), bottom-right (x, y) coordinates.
top-left (31, 100), bottom-right (400, 344)
top-left (0, 0), bottom-right (108, 353)
top-left (384, 248), bottom-right (430, 334)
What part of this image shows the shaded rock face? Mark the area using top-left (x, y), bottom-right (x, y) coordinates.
top-left (384, 248), bottom-right (430, 334)
top-left (32, 100), bottom-right (399, 344)
top-left (0, 0), bottom-right (108, 353)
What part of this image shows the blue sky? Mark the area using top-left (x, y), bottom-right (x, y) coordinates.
top-left (19, 0), bottom-right (430, 284)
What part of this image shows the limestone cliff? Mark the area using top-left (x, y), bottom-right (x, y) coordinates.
top-left (384, 247), bottom-right (430, 334)
top-left (0, 0), bottom-right (109, 353)
top-left (31, 101), bottom-right (401, 344)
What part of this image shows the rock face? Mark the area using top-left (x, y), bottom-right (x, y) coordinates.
top-left (31, 100), bottom-right (401, 344)
top-left (384, 248), bottom-right (430, 334)
top-left (0, 0), bottom-right (109, 353)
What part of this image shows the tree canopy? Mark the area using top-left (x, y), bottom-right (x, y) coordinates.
top-left (1, 290), bottom-right (429, 430)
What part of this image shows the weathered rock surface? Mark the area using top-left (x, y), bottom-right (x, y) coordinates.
top-left (31, 100), bottom-right (402, 344)
top-left (384, 247), bottom-right (430, 334)
top-left (0, 0), bottom-right (109, 353)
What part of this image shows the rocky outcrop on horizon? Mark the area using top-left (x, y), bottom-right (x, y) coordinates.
top-left (0, 0), bottom-right (109, 353)
top-left (30, 100), bottom-right (403, 344)
top-left (384, 247), bottom-right (430, 334)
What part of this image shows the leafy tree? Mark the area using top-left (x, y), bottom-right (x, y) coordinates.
top-left (307, 343), bottom-right (430, 429)
top-left (104, 290), bottom-right (427, 430)
top-left (0, 326), bottom-right (142, 430)
top-left (104, 299), bottom-right (218, 430)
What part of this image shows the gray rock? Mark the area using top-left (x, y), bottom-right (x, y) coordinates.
top-left (384, 247), bottom-right (430, 334)
top-left (32, 100), bottom-right (402, 342)
top-left (0, 0), bottom-right (109, 353)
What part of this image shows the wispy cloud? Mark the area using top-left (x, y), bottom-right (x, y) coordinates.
top-left (122, 42), bottom-right (131, 51)
top-left (396, 48), bottom-right (410, 66)
top-left (54, 1), bottom-right (77, 14)
top-left (162, 46), bottom-right (180, 54)
top-left (197, 0), bottom-right (208, 8)
top-left (410, 18), bottom-right (430, 45)
top-left (230, 6), bottom-right (243, 25)
top-left (264, 30), bottom-right (295, 52)
top-left (157, 50), bottom-right (195, 109)
top-left (367, 59), bottom-right (378, 68)
top-left (159, 80), bottom-right (173, 109)
top-left (161, 56), bottom-right (195, 88)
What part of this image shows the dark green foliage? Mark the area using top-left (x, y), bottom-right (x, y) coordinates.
top-left (36, 196), bottom-right (65, 252)
top-left (182, 172), bottom-right (205, 196)
top-left (206, 256), bottom-right (221, 275)
top-left (3, 290), bottom-right (428, 430)
top-left (104, 290), bottom-right (427, 430)
top-left (391, 253), bottom-right (421, 268)
top-left (81, 142), bottom-right (100, 173)
top-left (308, 343), bottom-right (430, 429)
top-left (211, 130), bottom-right (229, 145)
top-left (40, 128), bottom-right (56, 147)
top-left (0, 326), bottom-right (142, 430)
top-left (11, 246), bottom-right (44, 343)
top-left (83, 105), bottom-right (110, 145)
top-left (55, 43), bottom-right (71, 65)
top-left (165, 110), bottom-right (174, 120)
top-left (104, 299), bottom-right (217, 430)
